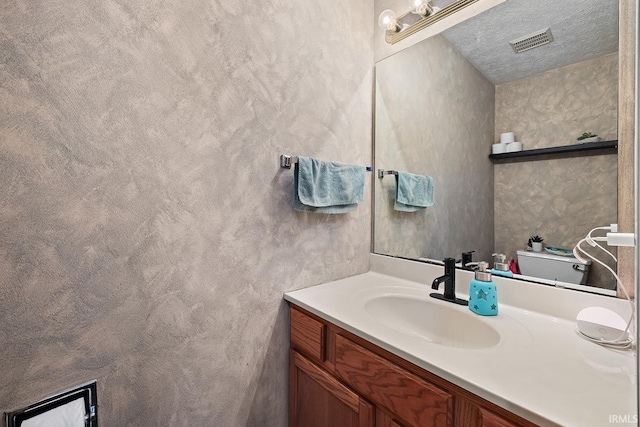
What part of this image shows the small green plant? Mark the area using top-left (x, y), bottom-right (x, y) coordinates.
top-left (577, 132), bottom-right (598, 140)
top-left (528, 235), bottom-right (544, 248)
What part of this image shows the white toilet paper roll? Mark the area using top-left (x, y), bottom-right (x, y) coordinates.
top-left (492, 143), bottom-right (507, 154)
top-left (500, 132), bottom-right (515, 144)
top-left (506, 141), bottom-right (523, 152)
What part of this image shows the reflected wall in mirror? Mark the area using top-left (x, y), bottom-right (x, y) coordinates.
top-left (374, 0), bottom-right (619, 293)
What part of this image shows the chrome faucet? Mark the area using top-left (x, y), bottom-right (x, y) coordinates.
top-left (430, 257), bottom-right (468, 306)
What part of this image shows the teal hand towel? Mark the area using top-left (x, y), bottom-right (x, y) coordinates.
top-left (293, 156), bottom-right (366, 214)
top-left (394, 171), bottom-right (434, 212)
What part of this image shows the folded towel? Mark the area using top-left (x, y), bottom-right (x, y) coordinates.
top-left (293, 156), bottom-right (366, 214)
top-left (394, 171), bottom-right (434, 212)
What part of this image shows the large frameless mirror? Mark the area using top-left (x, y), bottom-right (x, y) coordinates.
top-left (374, 0), bottom-right (619, 295)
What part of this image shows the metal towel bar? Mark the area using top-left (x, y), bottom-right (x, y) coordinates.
top-left (280, 154), bottom-right (372, 171)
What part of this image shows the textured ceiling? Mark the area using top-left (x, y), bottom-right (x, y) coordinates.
top-left (441, 0), bottom-right (619, 84)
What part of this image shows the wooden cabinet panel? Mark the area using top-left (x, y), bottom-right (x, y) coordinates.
top-left (376, 408), bottom-right (405, 427)
top-left (334, 334), bottom-right (453, 427)
top-left (477, 407), bottom-right (523, 427)
top-left (454, 398), bottom-right (531, 427)
top-left (453, 397), bottom-right (479, 427)
top-left (290, 349), bottom-right (374, 427)
top-left (290, 308), bottom-right (325, 362)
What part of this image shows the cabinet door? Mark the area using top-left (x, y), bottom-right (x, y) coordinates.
top-left (376, 408), bottom-right (405, 427)
top-left (477, 407), bottom-right (523, 427)
top-left (290, 349), bottom-right (374, 427)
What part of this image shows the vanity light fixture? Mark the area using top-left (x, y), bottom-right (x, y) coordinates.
top-left (409, 0), bottom-right (435, 17)
top-left (378, 9), bottom-right (401, 32)
top-left (380, 0), bottom-right (478, 45)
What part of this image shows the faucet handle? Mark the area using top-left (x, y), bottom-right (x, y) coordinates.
top-left (465, 262), bottom-right (480, 271)
top-left (461, 251), bottom-right (475, 268)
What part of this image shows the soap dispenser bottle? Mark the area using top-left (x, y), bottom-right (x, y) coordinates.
top-left (468, 261), bottom-right (498, 316)
top-left (491, 253), bottom-right (513, 277)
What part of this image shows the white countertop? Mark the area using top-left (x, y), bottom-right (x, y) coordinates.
top-left (284, 254), bottom-right (637, 427)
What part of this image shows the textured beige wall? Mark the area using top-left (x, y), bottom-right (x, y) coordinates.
top-left (495, 54), bottom-right (618, 150)
top-left (494, 54), bottom-right (618, 289)
top-left (374, 34), bottom-right (495, 263)
top-left (0, 1), bottom-right (372, 425)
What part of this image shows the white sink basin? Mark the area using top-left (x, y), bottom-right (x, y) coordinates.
top-left (364, 294), bottom-right (500, 349)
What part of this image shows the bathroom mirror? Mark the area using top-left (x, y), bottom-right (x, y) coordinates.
top-left (374, 0), bottom-right (619, 294)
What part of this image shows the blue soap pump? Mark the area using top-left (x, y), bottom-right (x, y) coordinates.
top-left (468, 261), bottom-right (498, 316)
top-left (490, 252), bottom-right (513, 278)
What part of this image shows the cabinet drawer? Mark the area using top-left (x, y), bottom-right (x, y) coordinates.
top-left (334, 334), bottom-right (453, 427)
top-left (290, 308), bottom-right (325, 362)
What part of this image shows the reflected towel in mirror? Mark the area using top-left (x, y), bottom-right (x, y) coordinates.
top-left (293, 156), bottom-right (366, 214)
top-left (394, 171), bottom-right (434, 212)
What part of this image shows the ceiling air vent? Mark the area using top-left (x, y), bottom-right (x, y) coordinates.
top-left (509, 27), bottom-right (554, 53)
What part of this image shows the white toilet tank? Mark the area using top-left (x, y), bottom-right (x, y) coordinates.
top-left (516, 250), bottom-right (592, 285)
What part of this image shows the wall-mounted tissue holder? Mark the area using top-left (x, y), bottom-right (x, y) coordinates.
top-left (5, 381), bottom-right (98, 427)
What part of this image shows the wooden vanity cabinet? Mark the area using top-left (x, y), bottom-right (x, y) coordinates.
top-left (289, 305), bottom-right (537, 427)
top-left (289, 349), bottom-right (374, 427)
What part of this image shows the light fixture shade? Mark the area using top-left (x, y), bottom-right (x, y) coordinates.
top-left (378, 9), bottom-right (398, 31)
